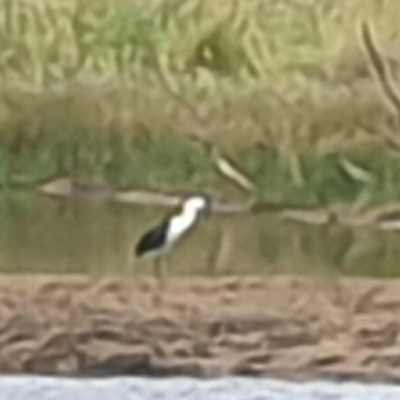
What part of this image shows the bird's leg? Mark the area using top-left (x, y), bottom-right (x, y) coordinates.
top-left (158, 257), bottom-right (169, 293)
top-left (152, 257), bottom-right (165, 306)
top-left (154, 257), bottom-right (161, 281)
top-left (160, 256), bottom-right (169, 292)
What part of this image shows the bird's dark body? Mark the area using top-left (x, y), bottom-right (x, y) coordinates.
top-left (135, 219), bottom-right (170, 257)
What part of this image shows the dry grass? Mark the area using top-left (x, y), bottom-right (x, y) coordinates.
top-left (0, 0), bottom-right (399, 205)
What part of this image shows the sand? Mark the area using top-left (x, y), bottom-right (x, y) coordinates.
top-left (0, 274), bottom-right (400, 382)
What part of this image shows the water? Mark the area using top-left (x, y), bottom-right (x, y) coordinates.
top-left (0, 377), bottom-right (399, 400)
top-left (0, 191), bottom-right (399, 276)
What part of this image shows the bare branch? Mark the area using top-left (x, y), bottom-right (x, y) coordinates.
top-left (153, 54), bottom-right (207, 135)
top-left (153, 53), bottom-right (257, 195)
top-left (360, 21), bottom-right (400, 121)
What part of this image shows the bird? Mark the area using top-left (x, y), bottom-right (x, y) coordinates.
top-left (135, 194), bottom-right (212, 290)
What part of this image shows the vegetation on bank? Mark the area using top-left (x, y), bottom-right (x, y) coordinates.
top-left (0, 0), bottom-right (400, 206)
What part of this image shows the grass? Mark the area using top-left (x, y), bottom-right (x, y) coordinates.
top-left (0, 0), bottom-right (400, 206)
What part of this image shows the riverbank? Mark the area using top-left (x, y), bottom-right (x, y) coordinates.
top-left (0, 1), bottom-right (399, 206)
top-left (2, 274), bottom-right (400, 382)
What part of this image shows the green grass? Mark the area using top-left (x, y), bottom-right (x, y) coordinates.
top-left (0, 0), bottom-right (400, 206)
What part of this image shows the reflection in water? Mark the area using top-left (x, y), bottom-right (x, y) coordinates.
top-left (0, 191), bottom-right (399, 276)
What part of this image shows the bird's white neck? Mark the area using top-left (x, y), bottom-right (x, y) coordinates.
top-left (166, 207), bottom-right (200, 245)
top-left (181, 207), bottom-right (200, 226)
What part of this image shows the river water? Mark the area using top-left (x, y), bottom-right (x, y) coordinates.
top-left (0, 191), bottom-right (399, 277)
top-left (0, 377), bottom-right (399, 400)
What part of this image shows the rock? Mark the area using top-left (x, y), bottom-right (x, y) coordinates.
top-left (351, 285), bottom-right (385, 314)
top-left (87, 280), bottom-right (132, 311)
top-left (369, 293), bottom-right (400, 313)
top-left (142, 316), bottom-right (190, 342)
top-left (206, 314), bottom-right (285, 336)
top-left (240, 350), bottom-right (273, 365)
top-left (375, 348), bottom-right (400, 368)
top-left (3, 275), bottom-right (400, 382)
top-left (232, 361), bottom-right (268, 376)
top-left (310, 340), bottom-right (348, 367)
top-left (26, 352), bottom-right (79, 374)
top-left (191, 337), bottom-right (218, 358)
top-left (163, 339), bottom-right (194, 358)
top-left (36, 330), bottom-right (72, 356)
top-left (231, 349), bottom-right (273, 376)
top-left (23, 330), bottom-right (78, 373)
top-left (267, 321), bottom-right (319, 349)
top-left (0, 314), bottom-right (41, 348)
top-left (74, 338), bottom-right (151, 372)
top-left (215, 332), bottom-right (265, 352)
top-left (264, 346), bottom-right (316, 372)
top-left (352, 316), bottom-right (398, 348)
top-left (0, 341), bottom-right (36, 372)
top-left (33, 281), bottom-right (72, 310)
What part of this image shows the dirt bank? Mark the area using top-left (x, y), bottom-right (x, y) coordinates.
top-left (1, 274), bottom-right (400, 382)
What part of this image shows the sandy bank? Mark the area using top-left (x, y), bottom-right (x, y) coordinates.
top-left (0, 274), bottom-right (400, 382)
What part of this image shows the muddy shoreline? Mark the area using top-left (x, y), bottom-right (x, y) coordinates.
top-left (0, 274), bottom-right (400, 382)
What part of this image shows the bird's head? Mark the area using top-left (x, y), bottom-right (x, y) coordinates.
top-left (182, 194), bottom-right (212, 218)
